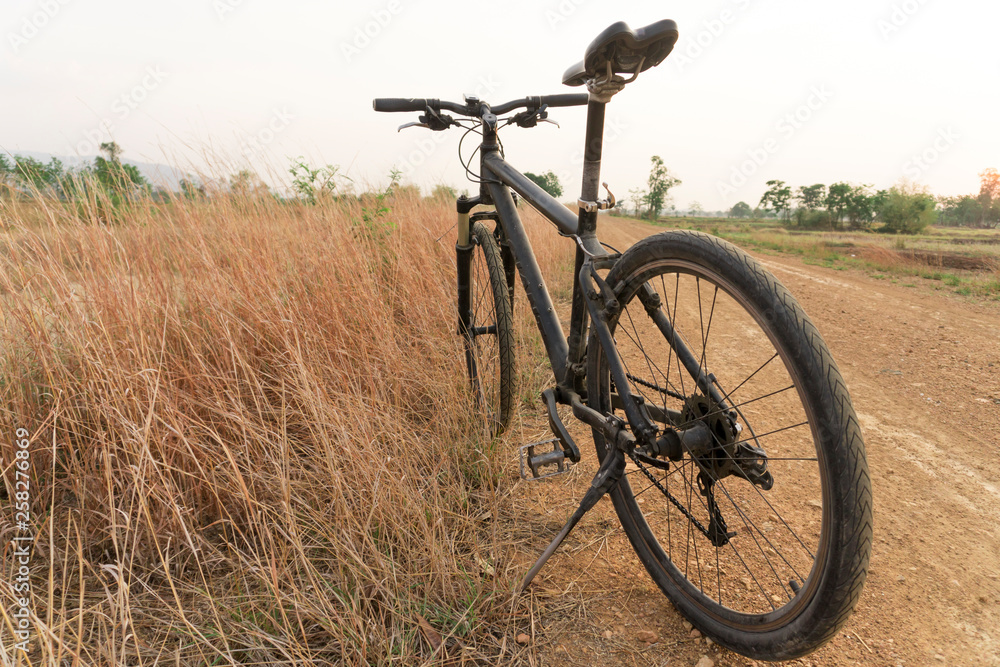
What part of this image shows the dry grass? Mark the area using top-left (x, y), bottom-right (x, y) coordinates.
top-left (0, 188), bottom-right (569, 665)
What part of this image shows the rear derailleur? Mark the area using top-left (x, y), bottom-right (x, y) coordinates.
top-left (635, 392), bottom-right (775, 547)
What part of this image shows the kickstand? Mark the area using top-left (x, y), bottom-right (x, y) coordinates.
top-left (518, 446), bottom-right (627, 592)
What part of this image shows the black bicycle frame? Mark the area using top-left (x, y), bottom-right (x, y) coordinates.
top-left (460, 101), bottom-right (610, 393)
top-left (457, 98), bottom-right (728, 443)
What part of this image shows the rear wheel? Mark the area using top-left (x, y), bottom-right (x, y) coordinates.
top-left (587, 231), bottom-right (871, 660)
top-left (460, 221), bottom-right (515, 437)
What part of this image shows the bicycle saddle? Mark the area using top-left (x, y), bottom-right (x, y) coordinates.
top-left (562, 19), bottom-right (679, 87)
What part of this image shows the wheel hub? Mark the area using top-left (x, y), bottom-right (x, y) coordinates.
top-left (680, 394), bottom-right (740, 472)
top-left (680, 394), bottom-right (774, 491)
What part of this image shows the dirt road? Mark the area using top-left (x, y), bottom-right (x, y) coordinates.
top-left (510, 219), bottom-right (1000, 666)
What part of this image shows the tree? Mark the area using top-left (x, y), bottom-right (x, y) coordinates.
top-left (10, 155), bottom-right (67, 196)
top-left (92, 141), bottom-right (146, 193)
top-left (826, 182), bottom-right (853, 225)
top-left (0, 154), bottom-right (10, 197)
top-left (179, 177), bottom-right (205, 200)
top-left (759, 180), bottom-right (792, 220)
top-left (523, 170), bottom-right (563, 198)
top-left (978, 168), bottom-right (999, 227)
top-left (229, 169), bottom-right (269, 197)
top-left (797, 184), bottom-right (826, 211)
top-left (845, 185), bottom-right (885, 230)
top-left (627, 187), bottom-right (645, 218)
top-left (641, 156), bottom-right (681, 220)
top-left (938, 195), bottom-right (978, 227)
top-left (689, 201), bottom-right (704, 216)
top-left (729, 201), bottom-right (752, 218)
top-left (879, 182), bottom-right (936, 234)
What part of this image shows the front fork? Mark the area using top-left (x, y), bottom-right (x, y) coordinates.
top-left (456, 198), bottom-right (475, 381)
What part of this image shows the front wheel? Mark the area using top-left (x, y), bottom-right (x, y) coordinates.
top-left (587, 231), bottom-right (872, 660)
top-left (459, 221), bottom-right (515, 437)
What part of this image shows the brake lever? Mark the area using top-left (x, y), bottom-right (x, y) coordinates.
top-left (422, 108), bottom-right (456, 131)
top-left (513, 104), bottom-right (557, 129)
top-left (398, 121), bottom-right (429, 132)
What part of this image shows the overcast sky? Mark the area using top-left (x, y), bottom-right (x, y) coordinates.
top-left (3, 0), bottom-right (997, 209)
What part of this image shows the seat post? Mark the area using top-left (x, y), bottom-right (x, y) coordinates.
top-left (564, 98), bottom-right (606, 391)
top-left (577, 100), bottom-right (606, 236)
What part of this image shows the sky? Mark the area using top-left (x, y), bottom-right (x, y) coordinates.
top-left (2, 0), bottom-right (997, 210)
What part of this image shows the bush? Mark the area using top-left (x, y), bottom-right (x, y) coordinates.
top-left (879, 183), bottom-right (937, 234)
top-left (792, 209), bottom-right (833, 229)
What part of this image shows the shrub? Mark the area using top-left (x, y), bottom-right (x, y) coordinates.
top-left (793, 209), bottom-right (833, 229)
top-left (879, 183), bottom-right (937, 234)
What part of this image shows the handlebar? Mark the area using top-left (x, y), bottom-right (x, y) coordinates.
top-left (372, 94), bottom-right (589, 116)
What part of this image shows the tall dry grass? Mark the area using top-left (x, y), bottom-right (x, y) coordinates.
top-left (0, 187), bottom-right (569, 665)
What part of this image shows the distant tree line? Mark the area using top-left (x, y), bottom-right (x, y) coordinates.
top-left (730, 169), bottom-right (1000, 234)
top-left (0, 142), bottom-right (149, 201)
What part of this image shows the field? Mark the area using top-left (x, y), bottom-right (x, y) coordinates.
top-left (1, 194), bottom-right (998, 665)
top-left (637, 215), bottom-right (1000, 301)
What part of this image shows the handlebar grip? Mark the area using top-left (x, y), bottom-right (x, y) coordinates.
top-left (541, 93), bottom-right (590, 107)
top-left (372, 98), bottom-right (435, 112)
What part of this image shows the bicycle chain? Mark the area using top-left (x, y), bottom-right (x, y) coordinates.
top-left (625, 373), bottom-right (687, 402)
top-left (628, 450), bottom-right (712, 540)
top-left (622, 375), bottom-right (732, 544)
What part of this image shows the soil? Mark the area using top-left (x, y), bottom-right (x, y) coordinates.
top-left (505, 218), bottom-right (1000, 666)
top-left (854, 246), bottom-right (998, 272)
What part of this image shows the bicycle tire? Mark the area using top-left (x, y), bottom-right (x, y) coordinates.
top-left (586, 230), bottom-right (871, 660)
top-left (460, 221), bottom-right (516, 437)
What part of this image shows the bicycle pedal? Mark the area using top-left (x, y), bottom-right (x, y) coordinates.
top-left (519, 438), bottom-right (572, 481)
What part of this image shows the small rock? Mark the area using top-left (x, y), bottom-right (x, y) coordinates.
top-left (690, 628), bottom-right (702, 638)
top-left (636, 630), bottom-right (658, 644)
top-left (706, 637), bottom-right (714, 646)
top-left (934, 654), bottom-right (945, 662)
top-left (897, 574), bottom-right (906, 583)
top-left (682, 620), bottom-right (693, 631)
top-left (603, 630), bottom-right (613, 639)
top-left (695, 656), bottom-right (715, 667)
top-left (516, 633), bottom-right (530, 645)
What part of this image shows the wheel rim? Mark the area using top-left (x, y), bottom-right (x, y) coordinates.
top-left (597, 259), bottom-right (830, 627)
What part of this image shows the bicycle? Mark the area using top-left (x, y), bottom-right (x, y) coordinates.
top-left (374, 19), bottom-right (872, 661)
